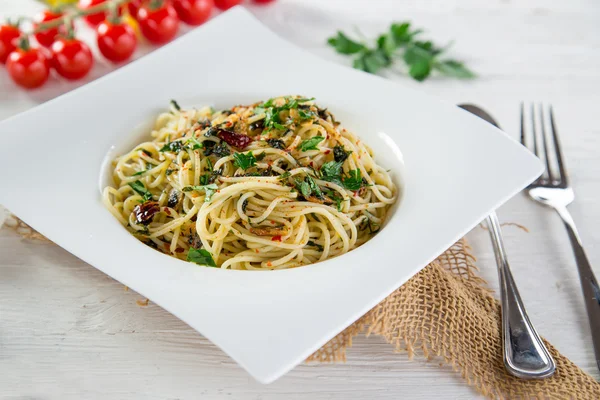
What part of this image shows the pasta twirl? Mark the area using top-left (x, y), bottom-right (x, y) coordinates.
top-left (103, 96), bottom-right (397, 270)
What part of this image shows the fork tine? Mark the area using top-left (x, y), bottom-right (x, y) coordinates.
top-left (530, 104), bottom-right (545, 168)
top-left (539, 104), bottom-right (555, 182)
top-left (549, 105), bottom-right (568, 185)
top-left (520, 103), bottom-right (528, 148)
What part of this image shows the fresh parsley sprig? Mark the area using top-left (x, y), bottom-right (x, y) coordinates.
top-left (327, 22), bottom-right (474, 81)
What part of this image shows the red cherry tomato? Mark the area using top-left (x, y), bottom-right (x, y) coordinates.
top-left (0, 24), bottom-right (21, 64)
top-left (137, 1), bottom-right (180, 44)
top-left (173, 0), bottom-right (213, 26)
top-left (6, 40), bottom-right (50, 89)
top-left (33, 10), bottom-right (64, 47)
top-left (96, 20), bottom-right (137, 63)
top-left (51, 38), bottom-right (94, 80)
top-left (214, 0), bottom-right (242, 11)
top-left (127, 0), bottom-right (143, 17)
top-left (252, 0), bottom-right (276, 3)
top-left (79, 0), bottom-right (121, 26)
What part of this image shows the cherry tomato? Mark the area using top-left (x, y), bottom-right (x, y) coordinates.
top-left (96, 20), bottom-right (137, 63)
top-left (137, 1), bottom-right (180, 44)
top-left (33, 10), bottom-right (64, 47)
top-left (0, 24), bottom-right (20, 64)
top-left (173, 0), bottom-right (213, 26)
top-left (252, 0), bottom-right (276, 3)
top-left (214, 0), bottom-right (242, 11)
top-left (127, 0), bottom-right (143, 17)
top-left (6, 39), bottom-right (50, 89)
top-left (51, 38), bottom-right (94, 80)
top-left (79, 0), bottom-right (121, 26)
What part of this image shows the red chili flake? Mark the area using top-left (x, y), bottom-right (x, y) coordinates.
top-left (267, 262), bottom-right (273, 267)
top-left (175, 247), bottom-right (184, 253)
top-left (309, 161), bottom-right (314, 167)
top-left (270, 221), bottom-right (275, 225)
top-left (216, 128), bottom-right (252, 149)
top-left (164, 208), bottom-right (171, 216)
top-left (324, 149), bottom-right (331, 155)
top-left (271, 235), bottom-right (282, 242)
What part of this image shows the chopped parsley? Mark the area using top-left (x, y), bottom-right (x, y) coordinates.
top-left (342, 169), bottom-right (363, 190)
top-left (279, 171), bottom-right (291, 180)
top-left (324, 190), bottom-right (345, 211)
top-left (160, 140), bottom-right (184, 153)
top-left (170, 99), bottom-right (181, 111)
top-left (298, 108), bottom-right (317, 120)
top-left (267, 138), bottom-right (286, 150)
top-left (306, 175), bottom-right (323, 198)
top-left (320, 161), bottom-right (343, 183)
top-left (333, 145), bottom-right (352, 162)
top-left (298, 136), bottom-right (325, 151)
top-left (255, 152), bottom-right (267, 161)
top-left (233, 152), bottom-right (257, 170)
top-left (254, 97), bottom-right (315, 131)
top-left (187, 248), bottom-right (217, 267)
top-left (295, 178), bottom-right (311, 198)
top-left (186, 136), bottom-right (204, 150)
top-left (307, 240), bottom-right (324, 252)
top-left (128, 180), bottom-right (153, 201)
top-left (295, 175), bottom-right (323, 199)
top-left (133, 164), bottom-right (154, 176)
top-left (182, 183), bottom-right (219, 202)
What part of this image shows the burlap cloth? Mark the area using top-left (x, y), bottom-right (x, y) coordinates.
top-left (3, 214), bottom-right (600, 399)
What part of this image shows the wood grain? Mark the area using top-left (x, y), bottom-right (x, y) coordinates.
top-left (1, 0), bottom-right (599, 398)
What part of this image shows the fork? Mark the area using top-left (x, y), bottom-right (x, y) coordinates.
top-left (521, 103), bottom-right (600, 372)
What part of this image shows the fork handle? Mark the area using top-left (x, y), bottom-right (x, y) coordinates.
top-left (486, 212), bottom-right (556, 378)
top-left (554, 205), bottom-right (600, 371)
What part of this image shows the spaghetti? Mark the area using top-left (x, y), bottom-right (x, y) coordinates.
top-left (103, 96), bottom-right (397, 270)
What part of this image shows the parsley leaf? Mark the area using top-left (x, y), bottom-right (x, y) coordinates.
top-left (257, 97), bottom-right (315, 131)
top-left (321, 160), bottom-right (343, 177)
top-left (233, 152), bottom-right (257, 170)
top-left (170, 99), bottom-right (181, 112)
top-left (128, 180), bottom-right (153, 201)
top-left (186, 137), bottom-right (204, 150)
top-left (327, 22), bottom-right (474, 81)
top-left (133, 164), bottom-right (153, 176)
top-left (182, 183), bottom-right (219, 202)
top-left (333, 145), bottom-right (352, 163)
top-left (307, 240), bottom-right (324, 252)
top-left (342, 169), bottom-right (363, 191)
top-left (187, 248), bottom-right (217, 267)
top-left (434, 60), bottom-right (475, 79)
top-left (298, 136), bottom-right (325, 152)
top-left (160, 140), bottom-right (185, 153)
top-left (267, 138), bottom-right (286, 150)
top-left (279, 171), bottom-right (291, 180)
top-left (327, 31), bottom-right (365, 54)
top-left (306, 175), bottom-right (323, 198)
top-left (295, 178), bottom-right (311, 198)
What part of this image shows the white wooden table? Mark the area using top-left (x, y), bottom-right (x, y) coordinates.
top-left (1, 0), bottom-right (599, 398)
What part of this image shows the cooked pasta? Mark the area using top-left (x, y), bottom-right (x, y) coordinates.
top-left (102, 96), bottom-right (397, 270)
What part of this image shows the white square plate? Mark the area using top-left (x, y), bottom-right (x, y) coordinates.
top-left (0, 7), bottom-right (541, 384)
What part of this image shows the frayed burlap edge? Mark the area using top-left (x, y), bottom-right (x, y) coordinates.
top-left (3, 215), bottom-right (600, 399)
